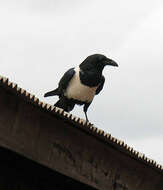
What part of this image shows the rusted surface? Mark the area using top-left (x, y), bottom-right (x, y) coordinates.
top-left (0, 75), bottom-right (163, 190)
top-left (0, 146), bottom-right (97, 190)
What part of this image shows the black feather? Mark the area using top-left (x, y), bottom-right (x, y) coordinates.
top-left (44, 68), bottom-right (75, 98)
top-left (96, 75), bottom-right (105, 95)
top-left (54, 96), bottom-right (75, 112)
top-left (44, 88), bottom-right (59, 97)
top-left (58, 68), bottom-right (75, 91)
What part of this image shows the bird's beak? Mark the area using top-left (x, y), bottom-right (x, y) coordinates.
top-left (104, 58), bottom-right (118, 67)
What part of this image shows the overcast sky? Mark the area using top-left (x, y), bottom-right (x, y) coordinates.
top-left (0, 0), bottom-right (163, 165)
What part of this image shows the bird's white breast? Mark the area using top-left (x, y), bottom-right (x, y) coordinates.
top-left (65, 67), bottom-right (98, 102)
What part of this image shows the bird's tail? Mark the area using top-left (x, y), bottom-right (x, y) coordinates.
top-left (44, 88), bottom-right (60, 97)
top-left (54, 97), bottom-right (75, 112)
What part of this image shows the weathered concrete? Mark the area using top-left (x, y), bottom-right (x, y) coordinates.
top-left (0, 82), bottom-right (163, 190)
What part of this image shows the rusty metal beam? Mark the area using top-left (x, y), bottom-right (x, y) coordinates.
top-left (0, 76), bottom-right (163, 190)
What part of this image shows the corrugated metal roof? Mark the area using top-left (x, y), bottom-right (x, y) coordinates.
top-left (0, 75), bottom-right (162, 173)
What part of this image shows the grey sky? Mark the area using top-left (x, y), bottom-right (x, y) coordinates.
top-left (0, 0), bottom-right (163, 164)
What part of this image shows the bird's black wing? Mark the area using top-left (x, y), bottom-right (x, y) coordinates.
top-left (58, 68), bottom-right (75, 91)
top-left (44, 68), bottom-right (75, 98)
top-left (95, 75), bottom-right (105, 95)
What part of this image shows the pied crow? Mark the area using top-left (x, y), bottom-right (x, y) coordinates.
top-left (44, 54), bottom-right (118, 121)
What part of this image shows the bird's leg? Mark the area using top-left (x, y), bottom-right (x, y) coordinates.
top-left (84, 112), bottom-right (89, 122)
top-left (83, 103), bottom-right (91, 122)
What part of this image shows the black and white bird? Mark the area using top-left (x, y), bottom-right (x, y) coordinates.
top-left (44, 54), bottom-right (118, 121)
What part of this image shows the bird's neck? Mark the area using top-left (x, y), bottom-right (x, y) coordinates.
top-left (77, 67), bottom-right (102, 87)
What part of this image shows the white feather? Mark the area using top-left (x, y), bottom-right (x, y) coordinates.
top-left (65, 67), bottom-right (98, 102)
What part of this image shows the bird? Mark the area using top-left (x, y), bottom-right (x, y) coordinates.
top-left (44, 54), bottom-right (118, 122)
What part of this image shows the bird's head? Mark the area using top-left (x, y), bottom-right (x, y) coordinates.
top-left (79, 54), bottom-right (118, 72)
